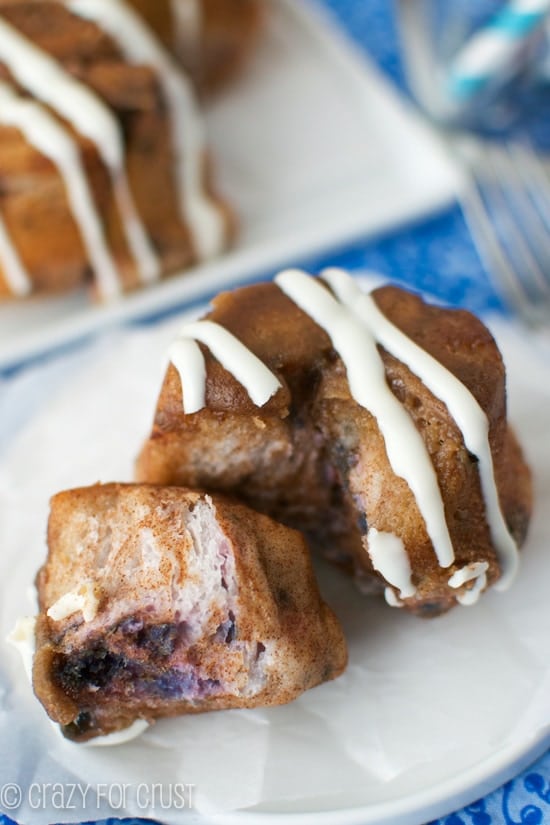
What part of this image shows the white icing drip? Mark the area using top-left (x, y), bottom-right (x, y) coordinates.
top-left (367, 528), bottom-right (417, 598)
top-left (47, 582), bottom-right (99, 623)
top-left (0, 16), bottom-right (159, 290)
top-left (68, 0), bottom-right (224, 261)
top-left (384, 587), bottom-right (404, 608)
top-left (448, 562), bottom-right (489, 607)
top-left (456, 572), bottom-right (487, 606)
top-left (0, 209), bottom-right (30, 296)
top-left (7, 615), bottom-right (36, 680)
top-left (0, 81), bottom-right (121, 299)
top-left (170, 0), bottom-right (202, 63)
top-left (276, 268), bottom-right (455, 569)
top-left (322, 267), bottom-right (519, 590)
top-left (168, 336), bottom-right (207, 414)
top-left (171, 320), bottom-right (282, 412)
top-left (448, 561), bottom-right (489, 589)
top-left (84, 719), bottom-right (149, 747)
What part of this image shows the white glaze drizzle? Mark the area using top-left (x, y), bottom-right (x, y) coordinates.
top-left (275, 268), bottom-right (456, 569)
top-left (47, 581), bottom-right (99, 623)
top-left (0, 81), bottom-right (121, 299)
top-left (170, 320), bottom-right (282, 413)
top-left (7, 615), bottom-right (36, 680)
top-left (448, 561), bottom-right (489, 589)
top-left (456, 572), bottom-right (488, 606)
top-left (85, 718), bottom-right (149, 747)
top-left (170, 0), bottom-right (202, 66)
top-left (322, 267), bottom-right (519, 590)
top-left (168, 336), bottom-right (207, 414)
top-left (0, 16), bottom-right (159, 292)
top-left (68, 0), bottom-right (224, 261)
top-left (448, 561), bottom-right (489, 606)
top-left (367, 528), bottom-right (416, 599)
top-left (0, 209), bottom-right (30, 297)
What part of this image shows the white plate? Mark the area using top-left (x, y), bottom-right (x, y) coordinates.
top-left (0, 279), bottom-right (549, 825)
top-left (0, 0), bottom-right (461, 371)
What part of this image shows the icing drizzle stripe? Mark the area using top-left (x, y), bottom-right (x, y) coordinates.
top-left (170, 320), bottom-right (282, 413)
top-left (367, 528), bottom-right (417, 599)
top-left (170, 0), bottom-right (202, 69)
top-left (168, 337), bottom-right (207, 414)
top-left (0, 209), bottom-right (30, 297)
top-left (275, 268), bottom-right (456, 569)
top-left (68, 0), bottom-right (224, 262)
top-left (0, 16), bottom-right (159, 293)
top-left (322, 267), bottom-right (519, 590)
top-left (167, 267), bottom-right (519, 599)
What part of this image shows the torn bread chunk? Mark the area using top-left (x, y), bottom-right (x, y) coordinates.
top-left (136, 272), bottom-right (533, 616)
top-left (33, 483), bottom-right (347, 742)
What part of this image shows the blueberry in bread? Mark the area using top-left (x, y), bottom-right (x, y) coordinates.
top-left (33, 483), bottom-right (347, 741)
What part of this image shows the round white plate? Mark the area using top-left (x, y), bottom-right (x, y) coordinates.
top-left (0, 295), bottom-right (549, 825)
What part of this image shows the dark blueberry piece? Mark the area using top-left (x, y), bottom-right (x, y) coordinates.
top-left (255, 642), bottom-right (266, 661)
top-left (148, 670), bottom-right (196, 698)
top-left (62, 710), bottom-right (94, 740)
top-left (417, 601), bottom-right (446, 617)
top-left (214, 612), bottom-right (237, 644)
top-left (119, 617), bottom-right (144, 635)
top-left (57, 648), bottom-right (127, 693)
top-left (225, 611), bottom-right (236, 643)
top-left (356, 512), bottom-right (368, 535)
top-left (467, 450), bottom-right (480, 463)
top-left (197, 678), bottom-right (221, 697)
top-left (137, 623), bottom-right (178, 658)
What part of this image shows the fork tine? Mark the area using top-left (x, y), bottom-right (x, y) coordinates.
top-left (507, 140), bottom-right (550, 235)
top-left (454, 136), bottom-right (550, 326)
top-left (481, 144), bottom-right (550, 299)
top-left (457, 168), bottom-right (537, 323)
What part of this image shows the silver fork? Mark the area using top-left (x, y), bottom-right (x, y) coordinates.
top-left (454, 136), bottom-right (550, 327)
top-left (396, 0), bottom-right (550, 327)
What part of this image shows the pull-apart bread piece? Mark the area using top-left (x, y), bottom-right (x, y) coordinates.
top-left (137, 269), bottom-right (533, 616)
top-left (34, 483), bottom-right (347, 742)
top-left (128, 0), bottom-right (265, 94)
top-left (0, 0), bottom-right (231, 302)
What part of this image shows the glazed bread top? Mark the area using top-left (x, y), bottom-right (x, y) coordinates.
top-left (137, 270), bottom-right (532, 614)
top-left (0, 0), bottom-right (228, 300)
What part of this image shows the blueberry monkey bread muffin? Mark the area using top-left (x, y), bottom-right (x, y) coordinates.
top-left (33, 484), bottom-right (347, 741)
top-left (136, 268), bottom-right (533, 615)
top-left (128, 0), bottom-right (265, 94)
top-left (0, 0), bottom-right (232, 301)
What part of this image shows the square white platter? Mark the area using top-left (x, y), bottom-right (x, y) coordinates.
top-left (0, 0), bottom-right (461, 370)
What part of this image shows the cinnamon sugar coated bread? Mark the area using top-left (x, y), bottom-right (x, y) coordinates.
top-left (34, 483), bottom-right (347, 741)
top-left (129, 0), bottom-right (265, 94)
top-left (137, 269), bottom-right (533, 615)
top-left (0, 0), bottom-right (261, 301)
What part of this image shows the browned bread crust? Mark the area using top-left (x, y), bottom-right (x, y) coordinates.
top-left (136, 281), bottom-right (533, 615)
top-left (34, 483), bottom-right (347, 741)
top-left (0, 1), bottom-right (232, 300)
top-left (129, 0), bottom-right (265, 94)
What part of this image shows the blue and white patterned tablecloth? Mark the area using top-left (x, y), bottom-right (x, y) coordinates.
top-left (1, 2), bottom-right (549, 825)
